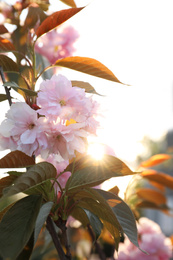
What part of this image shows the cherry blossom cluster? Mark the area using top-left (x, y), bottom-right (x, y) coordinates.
top-left (0, 74), bottom-right (100, 175)
top-left (35, 26), bottom-right (79, 64)
top-left (116, 217), bottom-right (172, 260)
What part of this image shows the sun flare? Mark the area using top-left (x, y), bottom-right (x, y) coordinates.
top-left (87, 142), bottom-right (105, 160)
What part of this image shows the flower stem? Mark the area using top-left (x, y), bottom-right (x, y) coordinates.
top-left (0, 66), bottom-right (12, 106)
top-left (46, 215), bottom-right (69, 260)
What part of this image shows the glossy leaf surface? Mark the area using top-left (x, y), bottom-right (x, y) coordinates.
top-left (96, 189), bottom-right (140, 250)
top-left (35, 7), bottom-right (83, 38)
top-left (55, 56), bottom-right (122, 83)
top-left (0, 150), bottom-right (35, 168)
top-left (66, 155), bottom-right (136, 192)
top-left (4, 162), bottom-right (57, 197)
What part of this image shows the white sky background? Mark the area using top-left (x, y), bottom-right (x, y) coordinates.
top-left (1, 0), bottom-right (173, 166)
top-left (50, 0), bottom-right (173, 164)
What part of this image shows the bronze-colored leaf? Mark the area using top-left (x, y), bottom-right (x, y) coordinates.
top-left (140, 154), bottom-right (172, 168)
top-left (71, 80), bottom-right (102, 95)
top-left (23, 4), bottom-right (47, 30)
top-left (55, 56), bottom-right (122, 83)
top-left (0, 175), bottom-right (18, 198)
top-left (35, 7), bottom-right (84, 39)
top-left (0, 54), bottom-right (19, 72)
top-left (0, 37), bottom-right (15, 53)
top-left (0, 94), bottom-right (8, 102)
top-left (136, 188), bottom-right (167, 206)
top-left (135, 200), bottom-right (170, 215)
top-left (141, 170), bottom-right (173, 189)
top-left (0, 25), bottom-right (8, 35)
top-left (0, 151), bottom-right (35, 168)
top-left (60, 0), bottom-right (77, 8)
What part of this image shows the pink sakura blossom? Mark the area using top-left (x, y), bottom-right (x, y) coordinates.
top-left (0, 102), bottom-right (47, 156)
top-left (37, 74), bottom-right (100, 133)
top-left (41, 119), bottom-right (87, 160)
top-left (34, 25), bottom-right (79, 64)
top-left (37, 74), bottom-right (87, 120)
top-left (116, 217), bottom-right (172, 260)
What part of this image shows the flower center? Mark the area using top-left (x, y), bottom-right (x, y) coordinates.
top-left (28, 123), bottom-right (35, 130)
top-left (59, 99), bottom-right (66, 106)
top-left (54, 45), bottom-right (59, 52)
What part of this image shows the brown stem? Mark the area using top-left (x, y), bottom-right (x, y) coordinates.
top-left (87, 224), bottom-right (106, 260)
top-left (46, 215), bottom-right (69, 260)
top-left (55, 217), bottom-right (72, 260)
top-left (0, 66), bottom-right (12, 106)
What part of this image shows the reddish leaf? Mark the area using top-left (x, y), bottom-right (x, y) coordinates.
top-left (0, 175), bottom-right (18, 197)
top-left (35, 7), bottom-right (83, 39)
top-left (136, 188), bottom-right (167, 206)
top-left (140, 154), bottom-right (172, 168)
top-left (0, 54), bottom-right (19, 72)
top-left (0, 25), bottom-right (8, 35)
top-left (24, 4), bottom-right (47, 30)
top-left (135, 200), bottom-right (170, 214)
top-left (149, 181), bottom-right (165, 192)
top-left (0, 151), bottom-right (35, 168)
top-left (71, 80), bottom-right (101, 95)
top-left (141, 170), bottom-right (173, 189)
top-left (55, 56), bottom-right (122, 83)
top-left (60, 0), bottom-right (77, 7)
top-left (0, 37), bottom-right (15, 53)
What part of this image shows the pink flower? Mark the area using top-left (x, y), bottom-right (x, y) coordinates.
top-left (0, 102), bottom-right (48, 156)
top-left (34, 25), bottom-right (79, 64)
top-left (116, 217), bottom-right (172, 260)
top-left (37, 74), bottom-right (87, 121)
top-left (41, 119), bottom-right (87, 160)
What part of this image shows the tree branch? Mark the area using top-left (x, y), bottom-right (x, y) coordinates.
top-left (46, 215), bottom-right (69, 260)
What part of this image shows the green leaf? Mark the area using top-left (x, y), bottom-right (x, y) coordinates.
top-left (71, 80), bottom-right (102, 95)
top-left (72, 188), bottom-right (122, 250)
top-left (70, 205), bottom-right (90, 226)
top-left (35, 7), bottom-right (84, 39)
top-left (4, 162), bottom-right (57, 197)
top-left (3, 81), bottom-right (37, 96)
top-left (55, 56), bottom-right (122, 83)
top-left (0, 150), bottom-right (35, 168)
top-left (60, 0), bottom-right (77, 7)
top-left (16, 232), bottom-right (34, 260)
top-left (34, 202), bottom-right (53, 243)
top-left (0, 37), bottom-right (15, 52)
top-left (66, 155), bottom-right (136, 192)
top-left (83, 208), bottom-right (103, 240)
top-left (0, 93), bottom-right (9, 102)
top-left (0, 54), bottom-right (19, 72)
top-left (0, 195), bottom-right (42, 260)
top-left (96, 189), bottom-right (140, 250)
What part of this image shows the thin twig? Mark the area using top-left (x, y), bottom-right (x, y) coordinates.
top-left (0, 66), bottom-right (12, 106)
top-left (46, 215), bottom-right (69, 260)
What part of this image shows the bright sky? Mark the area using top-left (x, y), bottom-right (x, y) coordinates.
top-left (51, 0), bottom-right (173, 164)
top-left (1, 0), bottom-right (173, 167)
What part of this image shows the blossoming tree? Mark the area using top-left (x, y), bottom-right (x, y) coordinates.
top-left (0, 1), bottom-right (172, 260)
